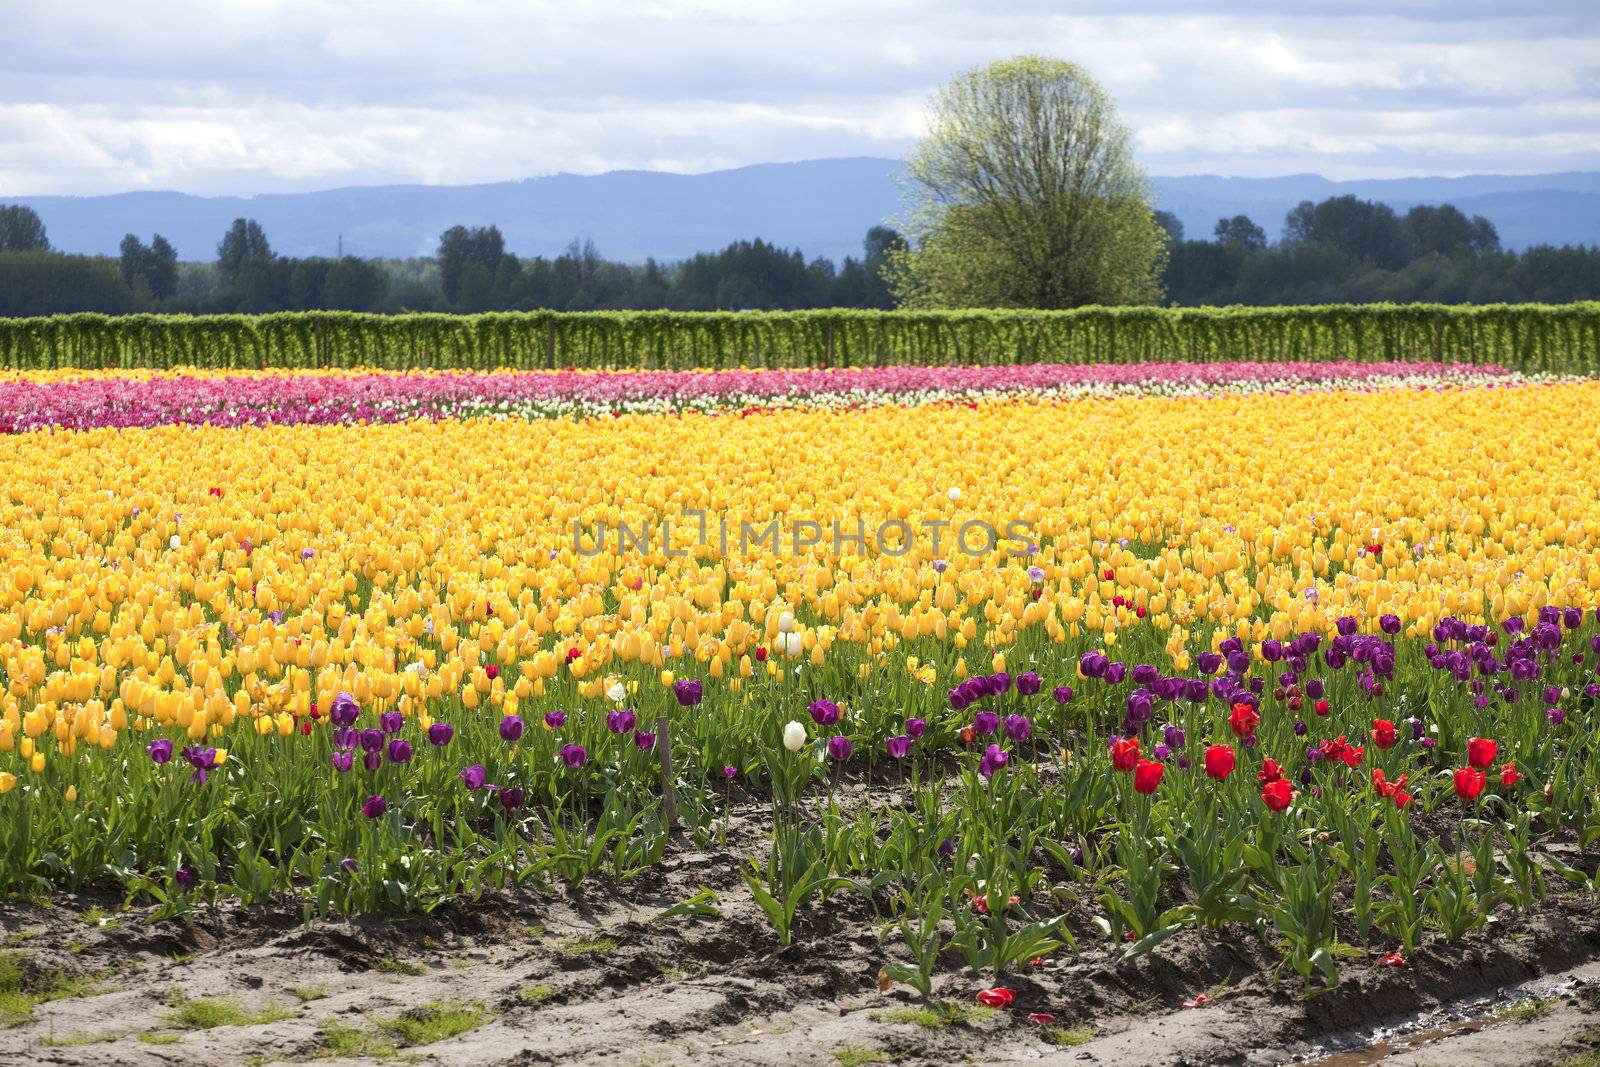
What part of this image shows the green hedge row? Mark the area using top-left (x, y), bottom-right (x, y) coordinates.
top-left (1, 305), bottom-right (1597, 373)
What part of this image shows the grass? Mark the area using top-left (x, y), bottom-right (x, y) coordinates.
top-left (1043, 1024), bottom-right (1095, 1047)
top-left (522, 923), bottom-right (546, 940)
top-left (40, 1031), bottom-right (128, 1047)
top-left (1502, 996), bottom-right (1557, 1021)
top-left (374, 958), bottom-right (427, 976)
top-left (80, 906), bottom-right (119, 929)
top-left (874, 1002), bottom-right (994, 1028)
top-left (834, 1048), bottom-right (894, 1066)
top-left (163, 995), bottom-right (295, 1030)
top-left (289, 984), bottom-right (329, 1002)
top-left (374, 1000), bottom-right (487, 1046)
top-left (559, 936), bottom-right (618, 957)
top-left (516, 984), bottom-right (553, 1005)
top-left (0, 951), bottom-right (105, 1027)
top-left (3, 932), bottom-right (39, 946)
top-left (138, 1032), bottom-right (181, 1045)
top-left (320, 1019), bottom-right (397, 1059)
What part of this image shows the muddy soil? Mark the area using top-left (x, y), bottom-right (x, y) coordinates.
top-left (2, 798), bottom-right (1597, 1067)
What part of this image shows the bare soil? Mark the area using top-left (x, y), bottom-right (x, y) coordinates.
top-left (3, 798), bottom-right (1597, 1067)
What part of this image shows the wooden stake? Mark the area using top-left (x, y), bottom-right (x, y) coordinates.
top-left (657, 714), bottom-right (680, 831)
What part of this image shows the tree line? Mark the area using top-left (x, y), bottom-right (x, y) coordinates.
top-left (1159, 199), bottom-right (1598, 305)
top-left (0, 206), bottom-right (903, 317)
top-left (1, 192), bottom-right (1595, 319)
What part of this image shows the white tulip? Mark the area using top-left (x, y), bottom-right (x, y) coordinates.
top-left (947, 486), bottom-right (961, 502)
top-left (607, 681), bottom-right (627, 703)
top-left (780, 631), bottom-right (804, 657)
top-left (169, 535), bottom-right (181, 550)
top-left (783, 721), bottom-right (806, 752)
top-left (777, 610), bottom-right (795, 634)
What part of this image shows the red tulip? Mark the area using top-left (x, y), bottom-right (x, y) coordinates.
top-left (1370, 718), bottom-right (1397, 749)
top-left (1027, 1012), bottom-right (1056, 1025)
top-left (977, 987), bottom-right (1015, 1007)
top-left (1466, 737), bottom-right (1497, 770)
top-left (1111, 737), bottom-right (1140, 772)
top-left (1261, 778), bottom-right (1294, 811)
top-left (1454, 766), bottom-right (1486, 800)
top-left (1203, 743), bottom-right (1235, 780)
top-left (1228, 703), bottom-right (1259, 738)
top-left (1257, 757), bottom-right (1284, 784)
top-left (1313, 699), bottom-right (1330, 716)
top-left (1499, 761), bottom-right (1521, 787)
top-left (754, 646), bottom-right (768, 662)
top-left (1133, 758), bottom-right (1164, 795)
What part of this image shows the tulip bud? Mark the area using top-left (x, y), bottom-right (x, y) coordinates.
top-left (782, 721), bottom-right (806, 752)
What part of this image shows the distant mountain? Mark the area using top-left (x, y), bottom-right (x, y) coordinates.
top-left (10, 159), bottom-right (1599, 262)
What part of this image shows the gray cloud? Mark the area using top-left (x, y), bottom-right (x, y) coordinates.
top-left (1, 0), bottom-right (1596, 195)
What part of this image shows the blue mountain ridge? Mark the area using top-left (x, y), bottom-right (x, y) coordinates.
top-left (10, 158), bottom-right (1598, 263)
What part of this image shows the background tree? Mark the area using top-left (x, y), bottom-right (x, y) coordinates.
top-left (0, 205), bottom-right (50, 252)
top-left (889, 55), bottom-right (1167, 308)
top-left (438, 225), bottom-right (507, 305)
top-left (217, 218), bottom-right (273, 282)
top-left (1214, 215), bottom-right (1266, 249)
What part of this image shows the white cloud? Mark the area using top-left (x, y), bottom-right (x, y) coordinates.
top-left (0, 0), bottom-right (1595, 195)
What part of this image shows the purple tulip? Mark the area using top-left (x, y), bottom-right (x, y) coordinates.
top-left (978, 743), bottom-right (1008, 777)
top-left (973, 711), bottom-right (999, 736)
top-left (635, 730), bottom-right (657, 750)
top-left (826, 735), bottom-right (853, 761)
top-left (1052, 685), bottom-right (1074, 704)
top-left (560, 743), bottom-right (588, 767)
top-left (339, 857), bottom-right (358, 874)
top-left (359, 728), bottom-right (383, 752)
top-left (544, 711), bottom-right (567, 730)
top-left (460, 764), bottom-right (488, 789)
top-left (387, 739), bottom-right (413, 764)
top-left (1547, 707), bottom-right (1566, 726)
top-left (175, 866), bottom-right (196, 890)
top-left (673, 679), bottom-right (703, 706)
top-left (500, 715), bottom-right (525, 742)
top-left (362, 795), bottom-right (387, 819)
top-left (380, 710), bottom-right (403, 735)
top-left (1017, 671), bottom-right (1041, 696)
top-left (148, 739), bottom-right (173, 764)
top-left (332, 751), bottom-right (354, 773)
top-left (1004, 715), bottom-right (1031, 742)
top-left (606, 709), bottom-right (637, 734)
top-left (498, 787), bottom-right (525, 811)
top-left (906, 717), bottom-right (926, 738)
top-left (1379, 614), bottom-right (1401, 635)
top-left (808, 699), bottom-right (841, 726)
top-left (937, 838), bottom-right (956, 857)
top-left (362, 750), bottom-right (381, 772)
top-left (329, 691), bottom-right (360, 727)
top-left (427, 722), bottom-right (454, 747)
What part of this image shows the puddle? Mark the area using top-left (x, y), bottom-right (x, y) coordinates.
top-left (1307, 1014), bottom-right (1502, 1066)
top-left (1301, 966), bottom-right (1597, 1065)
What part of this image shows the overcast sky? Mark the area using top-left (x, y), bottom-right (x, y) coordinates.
top-left (2, 0), bottom-right (1596, 197)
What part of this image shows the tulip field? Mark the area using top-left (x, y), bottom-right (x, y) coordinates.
top-left (2, 358), bottom-right (1600, 1065)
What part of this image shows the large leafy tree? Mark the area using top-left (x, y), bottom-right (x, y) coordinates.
top-left (889, 56), bottom-right (1166, 308)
